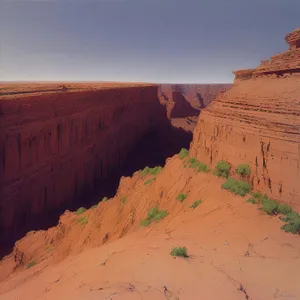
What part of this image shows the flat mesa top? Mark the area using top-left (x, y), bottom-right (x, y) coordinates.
top-left (0, 82), bottom-right (156, 99)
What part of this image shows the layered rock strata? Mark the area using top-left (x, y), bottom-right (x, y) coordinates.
top-left (0, 84), bottom-right (189, 251)
top-left (190, 28), bottom-right (300, 210)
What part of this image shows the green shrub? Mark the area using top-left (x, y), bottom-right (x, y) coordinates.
top-left (77, 216), bottom-right (88, 225)
top-left (235, 164), bottom-right (251, 177)
top-left (222, 178), bottom-right (251, 196)
top-left (185, 158), bottom-right (210, 173)
top-left (252, 192), bottom-right (268, 202)
top-left (176, 193), bottom-right (187, 202)
top-left (190, 200), bottom-right (202, 209)
top-left (170, 246), bottom-right (188, 258)
top-left (140, 206), bottom-right (168, 227)
top-left (213, 161), bottom-right (231, 178)
top-left (198, 162), bottom-right (210, 173)
top-left (76, 207), bottom-right (87, 215)
top-left (261, 198), bottom-right (278, 215)
top-left (91, 204), bottom-right (98, 210)
top-left (102, 197), bottom-right (108, 202)
top-left (141, 166), bottom-right (163, 177)
top-left (179, 148), bottom-right (189, 160)
top-left (246, 196), bottom-right (258, 204)
top-left (144, 177), bottom-right (156, 185)
top-left (277, 203), bottom-right (292, 215)
top-left (121, 196), bottom-right (127, 204)
top-left (27, 261), bottom-right (36, 269)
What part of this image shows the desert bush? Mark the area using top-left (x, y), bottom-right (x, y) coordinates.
top-left (176, 193), bottom-right (187, 202)
top-left (261, 198), bottom-right (278, 215)
top-left (102, 197), bottom-right (108, 202)
top-left (141, 166), bottom-right (162, 177)
top-left (186, 158), bottom-right (210, 173)
top-left (213, 161), bottom-right (231, 178)
top-left (222, 178), bottom-right (251, 196)
top-left (27, 261), bottom-right (36, 269)
top-left (121, 196), bottom-right (127, 204)
top-left (140, 206), bottom-right (168, 226)
top-left (77, 216), bottom-right (88, 225)
top-left (91, 204), bottom-right (98, 210)
top-left (281, 213), bottom-right (300, 234)
top-left (235, 164), bottom-right (251, 177)
top-left (170, 246), bottom-right (188, 258)
top-left (144, 177), bottom-right (156, 185)
top-left (277, 203), bottom-right (292, 215)
top-left (179, 148), bottom-right (189, 160)
top-left (76, 207), bottom-right (87, 215)
top-left (190, 200), bottom-right (202, 209)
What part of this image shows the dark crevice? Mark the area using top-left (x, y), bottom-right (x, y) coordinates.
top-left (0, 125), bottom-right (192, 258)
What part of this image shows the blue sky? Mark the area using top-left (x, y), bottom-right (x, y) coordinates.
top-left (0, 0), bottom-right (299, 83)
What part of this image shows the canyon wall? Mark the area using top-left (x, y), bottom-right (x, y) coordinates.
top-left (0, 84), bottom-right (189, 251)
top-left (158, 84), bottom-right (232, 131)
top-left (190, 28), bottom-right (300, 210)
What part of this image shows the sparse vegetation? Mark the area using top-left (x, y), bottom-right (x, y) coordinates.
top-left (179, 148), bottom-right (189, 160)
top-left (144, 177), bottom-right (156, 185)
top-left (140, 206), bottom-right (168, 226)
top-left (190, 200), bottom-right (202, 209)
top-left (27, 261), bottom-right (36, 269)
top-left (186, 158), bottom-right (210, 173)
top-left (77, 216), bottom-right (88, 225)
top-left (280, 212), bottom-right (300, 234)
top-left (277, 203), bottom-right (292, 215)
top-left (170, 246), bottom-right (188, 258)
top-left (247, 192), bottom-right (300, 234)
top-left (141, 166), bottom-right (163, 177)
top-left (235, 164), bottom-right (251, 177)
top-left (76, 207), bottom-right (87, 215)
top-left (102, 197), bottom-right (108, 202)
top-left (91, 204), bottom-right (98, 210)
top-left (121, 196), bottom-right (127, 204)
top-left (176, 193), bottom-right (187, 202)
top-left (222, 178), bottom-right (251, 196)
top-left (261, 198), bottom-right (279, 215)
top-left (213, 161), bottom-right (231, 178)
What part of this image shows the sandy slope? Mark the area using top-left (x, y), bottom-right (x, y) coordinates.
top-left (0, 156), bottom-right (299, 299)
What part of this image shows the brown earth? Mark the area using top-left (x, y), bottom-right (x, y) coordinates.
top-left (0, 156), bottom-right (300, 299)
top-left (190, 28), bottom-right (300, 210)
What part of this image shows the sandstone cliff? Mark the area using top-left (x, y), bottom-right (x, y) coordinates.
top-left (0, 84), bottom-right (191, 255)
top-left (190, 28), bottom-right (300, 210)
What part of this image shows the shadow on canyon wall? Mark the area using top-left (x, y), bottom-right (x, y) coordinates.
top-left (0, 125), bottom-right (192, 259)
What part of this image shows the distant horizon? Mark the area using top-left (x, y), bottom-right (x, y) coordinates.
top-left (0, 80), bottom-right (233, 85)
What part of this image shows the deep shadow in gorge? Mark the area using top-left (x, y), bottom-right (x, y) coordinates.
top-left (0, 125), bottom-right (192, 259)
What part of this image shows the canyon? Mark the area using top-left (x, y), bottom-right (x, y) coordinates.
top-left (0, 82), bottom-right (230, 256)
top-left (0, 28), bottom-right (299, 300)
top-left (0, 83), bottom-right (193, 256)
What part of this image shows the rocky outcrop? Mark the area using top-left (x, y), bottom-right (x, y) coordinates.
top-left (233, 69), bottom-right (256, 83)
top-left (190, 28), bottom-right (300, 210)
top-left (0, 84), bottom-right (191, 254)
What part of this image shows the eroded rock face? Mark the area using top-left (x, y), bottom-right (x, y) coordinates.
top-left (158, 84), bottom-right (232, 133)
top-left (0, 84), bottom-right (191, 253)
top-left (190, 29), bottom-right (300, 210)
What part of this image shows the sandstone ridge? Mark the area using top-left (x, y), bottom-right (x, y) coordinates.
top-left (190, 28), bottom-right (300, 209)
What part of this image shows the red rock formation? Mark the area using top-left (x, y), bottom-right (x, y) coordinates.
top-left (0, 84), bottom-right (191, 252)
top-left (158, 84), bottom-right (232, 133)
top-left (190, 28), bottom-right (300, 210)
